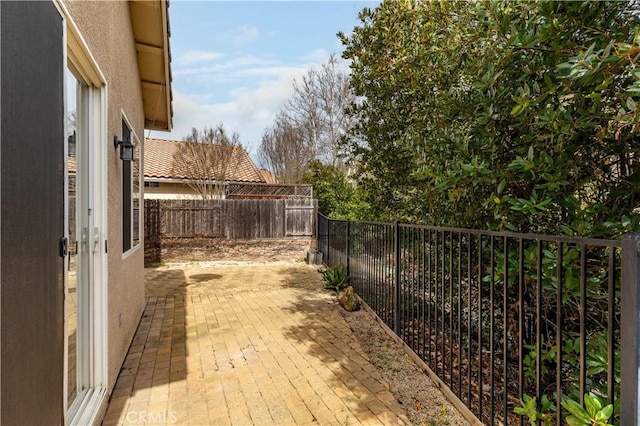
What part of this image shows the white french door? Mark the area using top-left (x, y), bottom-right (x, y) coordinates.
top-left (65, 65), bottom-right (108, 425)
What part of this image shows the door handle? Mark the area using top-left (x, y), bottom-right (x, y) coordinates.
top-left (81, 227), bottom-right (88, 252)
top-left (92, 227), bottom-right (100, 253)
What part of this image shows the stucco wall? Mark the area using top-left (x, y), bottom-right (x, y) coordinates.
top-left (144, 182), bottom-right (203, 200)
top-left (64, 0), bottom-right (146, 392)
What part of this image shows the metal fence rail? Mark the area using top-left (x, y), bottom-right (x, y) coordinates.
top-left (317, 213), bottom-right (639, 425)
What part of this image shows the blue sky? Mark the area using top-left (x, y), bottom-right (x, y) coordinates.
top-left (149, 1), bottom-right (377, 160)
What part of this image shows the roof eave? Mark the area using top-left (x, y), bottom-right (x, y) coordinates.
top-left (129, 0), bottom-right (173, 132)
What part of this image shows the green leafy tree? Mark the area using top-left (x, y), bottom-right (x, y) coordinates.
top-left (301, 160), bottom-right (368, 220)
top-left (340, 0), bottom-right (640, 237)
top-left (339, 1), bottom-right (640, 423)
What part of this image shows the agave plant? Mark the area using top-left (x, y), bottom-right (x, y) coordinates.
top-left (322, 264), bottom-right (348, 293)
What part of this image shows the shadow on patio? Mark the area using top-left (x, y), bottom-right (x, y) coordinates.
top-left (101, 262), bottom-right (408, 425)
top-left (102, 268), bottom-right (189, 425)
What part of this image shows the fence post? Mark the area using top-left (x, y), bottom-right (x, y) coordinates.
top-left (327, 218), bottom-right (331, 267)
top-left (621, 233), bottom-right (640, 425)
top-left (346, 220), bottom-right (351, 281)
top-left (394, 220), bottom-right (401, 335)
top-left (144, 199), bottom-right (161, 265)
top-left (314, 201), bottom-right (318, 243)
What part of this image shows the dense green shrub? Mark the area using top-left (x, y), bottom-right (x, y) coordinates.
top-left (302, 160), bottom-right (369, 219)
top-left (338, 1), bottom-right (639, 423)
top-left (340, 0), bottom-right (640, 236)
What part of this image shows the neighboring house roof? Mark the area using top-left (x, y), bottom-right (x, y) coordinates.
top-left (259, 169), bottom-right (279, 184)
top-left (144, 138), bottom-right (266, 183)
top-left (68, 156), bottom-right (76, 174)
top-left (129, 1), bottom-right (173, 132)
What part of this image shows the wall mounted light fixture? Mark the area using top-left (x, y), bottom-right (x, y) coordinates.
top-left (114, 135), bottom-right (134, 162)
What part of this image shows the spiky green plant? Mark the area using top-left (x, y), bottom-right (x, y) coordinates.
top-left (322, 264), bottom-right (348, 293)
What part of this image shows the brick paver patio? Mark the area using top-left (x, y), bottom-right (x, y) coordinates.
top-left (102, 262), bottom-right (409, 425)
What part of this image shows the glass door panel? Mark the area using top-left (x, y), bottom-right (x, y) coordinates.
top-left (66, 68), bottom-right (91, 415)
top-left (66, 68), bottom-right (79, 408)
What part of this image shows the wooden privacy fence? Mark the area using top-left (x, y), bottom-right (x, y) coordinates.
top-left (145, 199), bottom-right (317, 241)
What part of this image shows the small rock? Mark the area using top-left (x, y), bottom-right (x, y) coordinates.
top-left (338, 286), bottom-right (361, 311)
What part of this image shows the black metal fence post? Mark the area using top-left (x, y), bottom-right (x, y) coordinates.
top-left (394, 220), bottom-right (401, 335)
top-left (346, 219), bottom-right (351, 281)
top-left (317, 212), bottom-right (320, 255)
top-left (621, 233), bottom-right (640, 425)
top-left (327, 218), bottom-right (331, 266)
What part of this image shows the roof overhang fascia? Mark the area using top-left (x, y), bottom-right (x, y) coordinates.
top-left (129, 0), bottom-right (173, 132)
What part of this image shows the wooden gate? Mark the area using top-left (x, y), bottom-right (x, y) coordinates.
top-left (285, 199), bottom-right (316, 237)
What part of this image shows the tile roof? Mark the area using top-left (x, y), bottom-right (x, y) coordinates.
top-left (144, 138), bottom-right (266, 183)
top-left (259, 169), bottom-right (279, 184)
top-left (68, 156), bottom-right (76, 174)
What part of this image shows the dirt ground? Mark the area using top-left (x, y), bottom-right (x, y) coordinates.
top-left (156, 237), bottom-right (313, 264)
top-left (341, 309), bottom-right (470, 425)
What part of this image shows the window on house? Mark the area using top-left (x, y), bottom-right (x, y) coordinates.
top-left (121, 118), bottom-right (141, 253)
top-left (133, 140), bottom-right (140, 246)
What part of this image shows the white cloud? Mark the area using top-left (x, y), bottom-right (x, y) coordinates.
top-left (176, 50), bottom-right (225, 66)
top-left (173, 48), bottom-right (339, 83)
top-left (299, 48), bottom-right (330, 64)
top-left (218, 25), bottom-right (260, 47)
top-left (153, 68), bottom-right (308, 159)
top-left (300, 48), bottom-right (353, 76)
top-left (173, 55), bottom-right (271, 77)
top-left (156, 47), bottom-right (350, 160)
top-left (154, 90), bottom-right (202, 138)
top-left (237, 65), bottom-right (308, 78)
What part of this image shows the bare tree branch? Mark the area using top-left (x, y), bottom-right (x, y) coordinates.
top-left (171, 124), bottom-right (244, 199)
top-left (257, 119), bottom-right (314, 184)
top-left (259, 54), bottom-right (357, 179)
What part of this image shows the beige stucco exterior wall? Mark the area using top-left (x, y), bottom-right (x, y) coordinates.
top-left (144, 182), bottom-right (203, 200)
top-left (64, 1), bottom-right (146, 391)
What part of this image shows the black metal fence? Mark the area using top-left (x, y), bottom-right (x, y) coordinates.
top-left (317, 213), bottom-right (640, 425)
